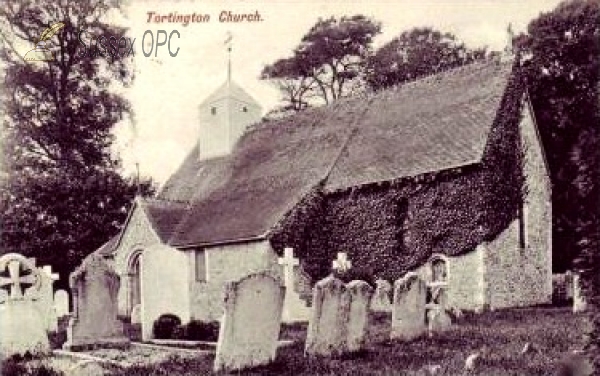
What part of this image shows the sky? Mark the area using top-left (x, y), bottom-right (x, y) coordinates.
top-left (108, 0), bottom-right (564, 186)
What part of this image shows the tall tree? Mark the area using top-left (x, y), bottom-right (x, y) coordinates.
top-left (261, 15), bottom-right (381, 115)
top-left (522, 0), bottom-right (600, 366)
top-left (522, 0), bottom-right (600, 273)
top-left (366, 27), bottom-right (488, 90)
top-left (0, 0), bottom-right (154, 288)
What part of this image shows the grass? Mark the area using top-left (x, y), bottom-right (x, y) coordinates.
top-left (2, 306), bottom-right (589, 376)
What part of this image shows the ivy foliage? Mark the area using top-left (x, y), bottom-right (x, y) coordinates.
top-left (269, 61), bottom-right (526, 284)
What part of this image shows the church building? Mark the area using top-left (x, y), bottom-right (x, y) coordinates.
top-left (88, 57), bottom-right (552, 340)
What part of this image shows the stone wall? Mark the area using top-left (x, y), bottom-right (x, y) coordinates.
top-left (482, 103), bottom-right (552, 310)
top-left (112, 203), bottom-right (162, 318)
top-left (140, 244), bottom-right (190, 340)
top-left (413, 249), bottom-right (485, 311)
top-left (520, 101), bottom-right (553, 302)
top-left (188, 240), bottom-right (281, 321)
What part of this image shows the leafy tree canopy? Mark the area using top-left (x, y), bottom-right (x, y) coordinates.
top-left (261, 15), bottom-right (381, 116)
top-left (521, 0), bottom-right (600, 273)
top-left (0, 0), bottom-right (154, 288)
top-left (366, 27), bottom-right (488, 90)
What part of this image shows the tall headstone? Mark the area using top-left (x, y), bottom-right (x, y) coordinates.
top-left (64, 254), bottom-right (129, 350)
top-left (54, 289), bottom-right (70, 317)
top-left (38, 265), bottom-right (59, 332)
top-left (573, 273), bottom-right (587, 313)
top-left (278, 248), bottom-right (310, 322)
top-left (0, 253), bottom-right (50, 356)
top-left (346, 280), bottom-right (374, 352)
top-left (391, 272), bottom-right (427, 341)
top-left (370, 279), bottom-right (392, 312)
top-left (305, 275), bottom-right (351, 356)
top-left (214, 272), bottom-right (285, 372)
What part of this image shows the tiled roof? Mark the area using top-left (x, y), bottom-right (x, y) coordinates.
top-left (139, 198), bottom-right (188, 242)
top-left (150, 60), bottom-right (514, 247)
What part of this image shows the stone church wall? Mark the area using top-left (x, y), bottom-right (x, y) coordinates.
top-left (413, 249), bottom-right (486, 311)
top-left (188, 240), bottom-right (281, 321)
top-left (140, 244), bottom-right (190, 340)
top-left (111, 204), bottom-right (162, 318)
top-left (483, 103), bottom-right (552, 309)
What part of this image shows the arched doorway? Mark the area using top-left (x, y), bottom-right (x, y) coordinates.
top-left (127, 251), bottom-right (143, 321)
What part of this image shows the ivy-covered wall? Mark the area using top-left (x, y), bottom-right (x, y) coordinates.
top-left (269, 63), bottom-right (526, 285)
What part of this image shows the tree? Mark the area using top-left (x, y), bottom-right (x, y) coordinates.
top-left (0, 0), bottom-right (154, 288)
top-left (521, 0), bottom-right (600, 273)
top-left (522, 0), bottom-right (600, 367)
top-left (366, 27), bottom-right (488, 90)
top-left (261, 15), bottom-right (381, 114)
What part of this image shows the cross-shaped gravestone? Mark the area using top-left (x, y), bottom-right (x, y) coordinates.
top-left (332, 252), bottom-right (352, 273)
top-left (278, 247), bottom-right (299, 289)
top-left (0, 259), bottom-right (38, 299)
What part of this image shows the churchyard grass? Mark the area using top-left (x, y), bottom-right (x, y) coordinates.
top-left (1, 306), bottom-right (586, 375)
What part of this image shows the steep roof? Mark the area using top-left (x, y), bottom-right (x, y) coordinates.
top-left (139, 198), bottom-right (188, 242)
top-left (153, 60), bottom-right (514, 247)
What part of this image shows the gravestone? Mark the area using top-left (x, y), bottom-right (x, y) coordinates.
top-left (38, 265), bottom-right (59, 332)
top-left (346, 280), bottom-right (374, 352)
top-left (0, 253), bottom-right (50, 356)
top-left (213, 272), bottom-right (285, 372)
top-left (427, 282), bottom-right (452, 334)
top-left (54, 289), bottom-right (70, 317)
top-left (278, 248), bottom-right (310, 322)
top-left (370, 279), bottom-right (392, 312)
top-left (391, 272), bottom-right (427, 340)
top-left (64, 254), bottom-right (129, 350)
top-left (573, 273), bottom-right (587, 313)
top-left (305, 275), bottom-right (351, 356)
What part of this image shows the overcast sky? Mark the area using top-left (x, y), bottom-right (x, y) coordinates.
top-left (112, 0), bottom-right (563, 185)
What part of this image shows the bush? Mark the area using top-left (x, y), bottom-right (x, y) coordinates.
top-left (0, 355), bottom-right (63, 376)
top-left (184, 320), bottom-right (220, 341)
top-left (172, 325), bottom-right (186, 340)
top-left (152, 314), bottom-right (181, 339)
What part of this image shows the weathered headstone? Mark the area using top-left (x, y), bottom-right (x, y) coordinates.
top-left (573, 273), bottom-right (587, 313)
top-left (54, 289), bottom-right (70, 317)
top-left (391, 272), bottom-right (427, 340)
top-left (213, 272), bottom-right (285, 372)
top-left (426, 282), bottom-right (452, 334)
top-left (346, 280), bottom-right (374, 352)
top-left (0, 253), bottom-right (50, 356)
top-left (64, 254), bottom-right (129, 350)
top-left (305, 275), bottom-right (351, 356)
top-left (38, 265), bottom-right (59, 332)
top-left (370, 279), bottom-right (392, 312)
top-left (278, 248), bottom-right (311, 322)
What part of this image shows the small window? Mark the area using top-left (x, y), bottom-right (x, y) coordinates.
top-left (242, 106), bottom-right (248, 112)
top-left (196, 249), bottom-right (207, 282)
top-left (518, 204), bottom-right (527, 249)
top-left (431, 258), bottom-right (448, 283)
top-left (211, 107), bottom-right (217, 115)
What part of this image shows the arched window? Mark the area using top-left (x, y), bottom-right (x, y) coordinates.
top-left (429, 255), bottom-right (448, 283)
